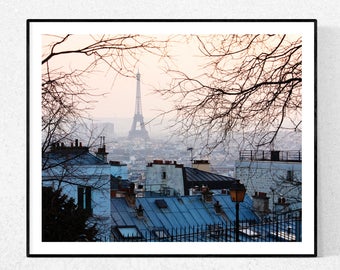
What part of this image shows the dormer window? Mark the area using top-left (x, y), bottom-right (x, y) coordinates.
top-left (155, 199), bottom-right (168, 209)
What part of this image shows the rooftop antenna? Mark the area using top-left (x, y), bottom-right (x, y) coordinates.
top-left (187, 147), bottom-right (193, 167)
top-left (99, 136), bottom-right (106, 148)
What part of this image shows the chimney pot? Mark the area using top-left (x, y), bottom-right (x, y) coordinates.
top-left (136, 204), bottom-right (144, 218)
top-left (214, 200), bottom-right (222, 213)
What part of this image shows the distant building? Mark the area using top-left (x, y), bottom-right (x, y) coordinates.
top-left (235, 150), bottom-right (302, 213)
top-left (145, 159), bottom-right (236, 196)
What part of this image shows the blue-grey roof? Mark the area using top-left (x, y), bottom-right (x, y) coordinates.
top-left (111, 194), bottom-right (302, 242)
top-left (183, 167), bottom-right (236, 194)
top-left (43, 147), bottom-right (107, 168)
top-left (184, 167), bottom-right (236, 183)
top-left (111, 193), bottom-right (259, 241)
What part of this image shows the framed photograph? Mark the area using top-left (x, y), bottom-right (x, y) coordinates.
top-left (27, 19), bottom-right (317, 256)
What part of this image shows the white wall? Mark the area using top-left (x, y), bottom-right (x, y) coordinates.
top-left (235, 161), bottom-right (302, 210)
top-left (146, 163), bottom-right (184, 195)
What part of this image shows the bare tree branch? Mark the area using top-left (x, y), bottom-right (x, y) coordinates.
top-left (42, 34), bottom-right (171, 154)
top-left (155, 34), bottom-right (302, 154)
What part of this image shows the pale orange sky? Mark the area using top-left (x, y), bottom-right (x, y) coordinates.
top-left (42, 34), bottom-right (205, 120)
top-left (41, 33), bottom-right (302, 136)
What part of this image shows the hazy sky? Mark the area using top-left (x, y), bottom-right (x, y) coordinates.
top-left (42, 34), bottom-right (203, 121)
top-left (41, 33), bottom-right (303, 139)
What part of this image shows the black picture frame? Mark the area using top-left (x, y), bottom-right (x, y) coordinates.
top-left (27, 19), bottom-right (317, 257)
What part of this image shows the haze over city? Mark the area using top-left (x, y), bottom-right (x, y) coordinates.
top-left (42, 33), bottom-right (302, 145)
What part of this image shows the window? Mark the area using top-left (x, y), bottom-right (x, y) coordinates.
top-left (116, 226), bottom-right (143, 240)
top-left (77, 186), bottom-right (92, 214)
top-left (152, 228), bottom-right (170, 239)
top-left (286, 170), bottom-right (294, 181)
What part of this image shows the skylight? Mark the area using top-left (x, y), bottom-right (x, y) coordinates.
top-left (153, 228), bottom-right (170, 239)
top-left (155, 199), bottom-right (168, 209)
top-left (117, 226), bottom-right (142, 239)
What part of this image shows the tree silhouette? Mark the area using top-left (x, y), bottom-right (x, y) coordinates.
top-left (41, 34), bottom-right (170, 154)
top-left (157, 34), bottom-right (302, 154)
top-left (42, 186), bottom-right (98, 241)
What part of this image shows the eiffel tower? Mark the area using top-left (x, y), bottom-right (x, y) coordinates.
top-left (128, 71), bottom-right (149, 140)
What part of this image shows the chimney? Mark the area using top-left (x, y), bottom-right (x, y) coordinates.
top-left (136, 204), bottom-right (144, 218)
top-left (214, 200), bottom-right (222, 214)
top-left (189, 186), bottom-right (200, 196)
top-left (192, 160), bottom-right (211, 172)
top-left (201, 186), bottom-right (213, 202)
top-left (129, 183), bottom-right (135, 193)
top-left (125, 184), bottom-right (136, 207)
top-left (252, 192), bottom-right (270, 217)
top-left (125, 192), bottom-right (136, 207)
top-left (95, 139), bottom-right (108, 163)
top-left (274, 196), bottom-right (290, 213)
